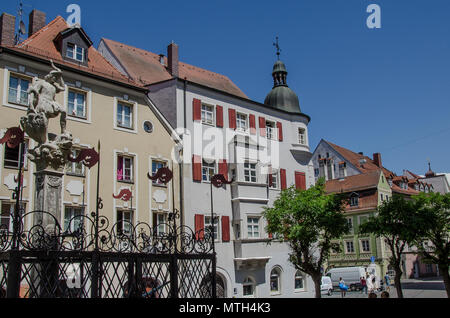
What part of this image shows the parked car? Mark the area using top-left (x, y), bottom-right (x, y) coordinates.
top-left (321, 276), bottom-right (333, 296)
top-left (325, 267), bottom-right (367, 291)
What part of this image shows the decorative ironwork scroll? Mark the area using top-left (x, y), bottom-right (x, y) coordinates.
top-left (0, 127), bottom-right (24, 149)
top-left (147, 167), bottom-right (173, 184)
top-left (67, 148), bottom-right (99, 168)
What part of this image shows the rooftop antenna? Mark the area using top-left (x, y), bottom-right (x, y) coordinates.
top-left (273, 36), bottom-right (281, 60)
top-left (15, 1), bottom-right (30, 45)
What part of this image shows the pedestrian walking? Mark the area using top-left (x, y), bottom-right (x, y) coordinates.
top-left (339, 277), bottom-right (348, 298)
top-left (367, 273), bottom-right (375, 293)
top-left (384, 273), bottom-right (391, 292)
top-left (360, 276), bottom-right (367, 294)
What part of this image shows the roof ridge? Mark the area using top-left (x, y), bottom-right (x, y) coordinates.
top-left (103, 38), bottom-right (236, 81)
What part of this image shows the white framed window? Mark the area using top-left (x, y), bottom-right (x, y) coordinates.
top-left (117, 210), bottom-right (133, 236)
top-left (153, 212), bottom-right (167, 235)
top-left (201, 104), bottom-right (214, 125)
top-left (345, 240), bottom-right (355, 254)
top-left (151, 160), bottom-right (167, 186)
top-left (270, 268), bottom-right (281, 295)
top-left (266, 121), bottom-right (276, 140)
top-left (205, 215), bottom-right (220, 241)
top-left (298, 128), bottom-right (306, 145)
top-left (243, 277), bottom-right (255, 298)
top-left (117, 155), bottom-right (134, 182)
top-left (64, 206), bottom-right (84, 232)
top-left (1, 202), bottom-right (26, 233)
top-left (66, 149), bottom-right (85, 176)
top-left (117, 101), bottom-right (134, 129)
top-left (202, 160), bottom-right (216, 182)
top-left (68, 89), bottom-right (86, 118)
top-left (244, 162), bottom-right (257, 183)
top-left (361, 239), bottom-right (371, 252)
top-left (236, 113), bottom-right (248, 132)
top-left (0, 202), bottom-right (14, 232)
top-left (67, 43), bottom-right (85, 62)
top-left (3, 141), bottom-right (28, 170)
top-left (350, 194), bottom-right (359, 207)
top-left (347, 217), bottom-right (353, 233)
top-left (8, 74), bottom-right (30, 106)
top-left (247, 217), bottom-right (260, 238)
top-left (294, 271), bottom-right (305, 291)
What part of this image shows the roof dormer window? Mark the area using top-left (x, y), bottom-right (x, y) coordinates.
top-left (67, 43), bottom-right (84, 62)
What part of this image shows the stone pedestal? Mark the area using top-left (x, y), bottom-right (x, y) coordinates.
top-left (33, 169), bottom-right (64, 229)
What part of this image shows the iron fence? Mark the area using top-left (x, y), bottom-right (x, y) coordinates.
top-left (0, 210), bottom-right (216, 298)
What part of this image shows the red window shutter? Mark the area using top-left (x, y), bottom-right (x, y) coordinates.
top-left (249, 114), bottom-right (256, 135)
top-left (195, 214), bottom-right (205, 240)
top-left (216, 105), bottom-right (224, 128)
top-left (193, 98), bottom-right (201, 122)
top-left (192, 155), bottom-right (202, 182)
top-left (228, 108), bottom-right (236, 130)
top-left (295, 172), bottom-right (306, 190)
top-left (221, 216), bottom-right (230, 242)
top-left (280, 168), bottom-right (287, 190)
top-left (219, 159), bottom-right (229, 181)
top-left (268, 166), bottom-right (273, 187)
top-left (259, 117), bottom-right (266, 137)
top-left (277, 122), bottom-right (283, 141)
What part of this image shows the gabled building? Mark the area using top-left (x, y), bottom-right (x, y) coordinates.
top-left (99, 39), bottom-right (316, 297)
top-left (0, 11), bottom-right (181, 257)
top-left (324, 170), bottom-right (392, 280)
top-left (312, 139), bottom-right (437, 279)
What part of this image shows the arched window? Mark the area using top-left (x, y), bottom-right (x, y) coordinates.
top-left (294, 270), bottom-right (306, 291)
top-left (270, 268), bottom-right (281, 294)
top-left (243, 277), bottom-right (255, 297)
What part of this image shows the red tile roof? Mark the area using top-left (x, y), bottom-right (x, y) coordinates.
top-left (100, 38), bottom-right (248, 98)
top-left (324, 140), bottom-right (420, 196)
top-left (325, 170), bottom-right (382, 193)
top-left (6, 16), bottom-right (141, 88)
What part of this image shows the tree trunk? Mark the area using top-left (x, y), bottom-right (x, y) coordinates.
top-left (439, 264), bottom-right (450, 298)
top-left (394, 266), bottom-right (403, 298)
top-left (312, 274), bottom-right (322, 298)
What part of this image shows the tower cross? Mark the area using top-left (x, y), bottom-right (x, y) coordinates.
top-left (273, 36), bottom-right (281, 60)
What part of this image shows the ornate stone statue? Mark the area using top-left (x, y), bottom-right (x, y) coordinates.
top-left (20, 60), bottom-right (73, 171)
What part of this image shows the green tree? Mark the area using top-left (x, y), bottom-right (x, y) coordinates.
top-left (263, 179), bottom-right (349, 298)
top-left (359, 195), bottom-right (419, 298)
top-left (413, 192), bottom-right (450, 298)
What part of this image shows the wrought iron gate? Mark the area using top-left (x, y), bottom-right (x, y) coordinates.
top-left (0, 209), bottom-right (216, 298)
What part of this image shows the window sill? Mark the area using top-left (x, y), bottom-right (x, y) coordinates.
top-left (66, 172), bottom-right (86, 178)
top-left (68, 116), bottom-right (91, 124)
top-left (3, 102), bottom-right (28, 111)
top-left (117, 179), bottom-right (134, 184)
top-left (114, 126), bottom-right (137, 134)
top-left (152, 183), bottom-right (167, 188)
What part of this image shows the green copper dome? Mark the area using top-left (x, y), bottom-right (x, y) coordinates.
top-left (264, 60), bottom-right (301, 114)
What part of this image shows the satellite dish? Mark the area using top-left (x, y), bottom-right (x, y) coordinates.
top-left (19, 20), bottom-right (26, 35)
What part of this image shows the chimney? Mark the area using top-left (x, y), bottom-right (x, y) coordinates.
top-left (0, 13), bottom-right (16, 47)
top-left (28, 9), bottom-right (46, 37)
top-left (167, 42), bottom-right (179, 77)
top-left (373, 153), bottom-right (382, 168)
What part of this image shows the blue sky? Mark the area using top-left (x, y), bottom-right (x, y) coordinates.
top-left (3, 0), bottom-right (450, 175)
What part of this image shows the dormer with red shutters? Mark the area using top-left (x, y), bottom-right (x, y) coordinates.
top-left (54, 25), bottom-right (93, 67)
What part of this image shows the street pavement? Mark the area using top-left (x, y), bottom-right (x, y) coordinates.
top-left (326, 277), bottom-right (448, 298)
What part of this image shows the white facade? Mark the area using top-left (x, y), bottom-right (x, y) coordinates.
top-left (148, 80), bottom-right (316, 298)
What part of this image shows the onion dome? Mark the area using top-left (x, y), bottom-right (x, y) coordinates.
top-left (264, 59), bottom-right (301, 114)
